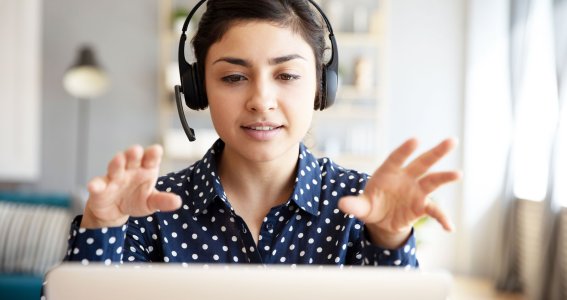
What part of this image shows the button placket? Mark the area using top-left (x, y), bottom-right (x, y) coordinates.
top-left (234, 215), bottom-right (262, 263)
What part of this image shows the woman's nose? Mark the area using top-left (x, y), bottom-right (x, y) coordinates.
top-left (246, 77), bottom-right (278, 112)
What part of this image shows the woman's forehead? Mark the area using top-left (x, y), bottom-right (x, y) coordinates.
top-left (206, 21), bottom-right (315, 63)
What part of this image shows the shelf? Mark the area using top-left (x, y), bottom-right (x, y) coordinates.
top-left (316, 107), bottom-right (377, 120)
top-left (337, 85), bottom-right (380, 99)
top-left (162, 127), bottom-right (219, 160)
top-left (335, 32), bottom-right (382, 47)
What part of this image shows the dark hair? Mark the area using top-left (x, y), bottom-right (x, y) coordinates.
top-left (192, 0), bottom-right (327, 109)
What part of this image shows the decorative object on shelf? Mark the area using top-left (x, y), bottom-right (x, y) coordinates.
top-left (353, 55), bottom-right (374, 91)
top-left (62, 45), bottom-right (109, 189)
top-left (172, 7), bottom-right (200, 34)
top-left (370, 8), bottom-right (385, 35)
top-left (172, 7), bottom-right (189, 33)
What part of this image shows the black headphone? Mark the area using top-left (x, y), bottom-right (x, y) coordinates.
top-left (174, 0), bottom-right (339, 142)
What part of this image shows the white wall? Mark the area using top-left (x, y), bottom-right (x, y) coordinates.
top-left (460, 0), bottom-right (511, 277)
top-left (387, 0), bottom-right (466, 271)
top-left (31, 0), bottom-right (160, 193)
top-left (387, 0), bottom-right (513, 278)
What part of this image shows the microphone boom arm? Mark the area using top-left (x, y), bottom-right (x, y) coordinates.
top-left (174, 85), bottom-right (196, 142)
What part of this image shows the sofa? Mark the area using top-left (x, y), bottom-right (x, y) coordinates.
top-left (0, 192), bottom-right (72, 300)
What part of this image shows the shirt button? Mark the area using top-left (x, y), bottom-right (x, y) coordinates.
top-left (266, 223), bottom-right (273, 230)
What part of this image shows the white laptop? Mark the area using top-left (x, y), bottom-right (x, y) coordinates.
top-left (45, 263), bottom-right (452, 300)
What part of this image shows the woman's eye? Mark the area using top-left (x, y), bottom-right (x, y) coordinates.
top-left (278, 73), bottom-right (301, 81)
top-left (221, 74), bottom-right (247, 83)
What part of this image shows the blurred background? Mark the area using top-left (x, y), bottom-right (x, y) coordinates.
top-left (0, 0), bottom-right (565, 299)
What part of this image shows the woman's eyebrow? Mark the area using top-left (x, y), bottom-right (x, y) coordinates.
top-left (213, 57), bottom-right (250, 67)
top-left (212, 54), bottom-right (305, 67)
top-left (269, 54), bottom-right (305, 65)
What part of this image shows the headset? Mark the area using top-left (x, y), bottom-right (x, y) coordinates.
top-left (174, 0), bottom-right (339, 142)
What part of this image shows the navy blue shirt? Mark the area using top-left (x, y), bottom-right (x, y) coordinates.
top-left (64, 140), bottom-right (418, 267)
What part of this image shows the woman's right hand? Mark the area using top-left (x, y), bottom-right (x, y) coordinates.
top-left (80, 144), bottom-right (182, 229)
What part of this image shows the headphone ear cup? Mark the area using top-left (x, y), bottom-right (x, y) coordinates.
top-left (181, 64), bottom-right (197, 110)
top-left (318, 65), bottom-right (338, 110)
top-left (181, 63), bottom-right (207, 110)
top-left (323, 66), bottom-right (338, 109)
top-left (191, 63), bottom-right (208, 109)
top-left (318, 67), bottom-right (328, 110)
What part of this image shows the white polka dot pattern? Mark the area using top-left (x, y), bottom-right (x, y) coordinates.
top-left (64, 140), bottom-right (418, 268)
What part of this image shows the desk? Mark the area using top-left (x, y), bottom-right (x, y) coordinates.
top-left (451, 276), bottom-right (525, 300)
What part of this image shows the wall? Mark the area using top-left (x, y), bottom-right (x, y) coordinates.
top-left (387, 0), bottom-right (466, 271)
top-left (29, 0), bottom-right (160, 194)
top-left (461, 0), bottom-right (511, 277)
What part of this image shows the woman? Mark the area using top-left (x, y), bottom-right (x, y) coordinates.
top-left (65, 0), bottom-right (459, 267)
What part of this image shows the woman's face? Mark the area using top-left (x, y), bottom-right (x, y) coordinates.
top-left (205, 21), bottom-right (317, 163)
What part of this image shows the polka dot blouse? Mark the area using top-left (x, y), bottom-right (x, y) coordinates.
top-left (64, 139), bottom-right (418, 267)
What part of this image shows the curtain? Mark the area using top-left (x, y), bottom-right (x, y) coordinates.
top-left (540, 1), bottom-right (567, 299)
top-left (496, 0), bottom-right (567, 297)
top-left (494, 0), bottom-right (531, 292)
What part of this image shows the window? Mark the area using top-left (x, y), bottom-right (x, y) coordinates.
top-left (512, 0), bottom-right (559, 202)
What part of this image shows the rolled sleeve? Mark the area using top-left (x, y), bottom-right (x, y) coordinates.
top-left (64, 215), bottom-right (127, 264)
top-left (360, 227), bottom-right (419, 268)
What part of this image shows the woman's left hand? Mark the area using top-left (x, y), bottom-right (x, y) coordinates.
top-left (338, 138), bottom-right (461, 249)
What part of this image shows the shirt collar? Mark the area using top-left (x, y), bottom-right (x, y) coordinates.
top-left (189, 139), bottom-right (321, 216)
top-left (187, 139), bottom-right (227, 216)
top-left (288, 143), bottom-right (321, 216)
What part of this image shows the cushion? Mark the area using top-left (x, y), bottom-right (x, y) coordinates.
top-left (0, 201), bottom-right (71, 275)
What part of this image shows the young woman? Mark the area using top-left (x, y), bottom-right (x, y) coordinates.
top-left (64, 0), bottom-right (460, 267)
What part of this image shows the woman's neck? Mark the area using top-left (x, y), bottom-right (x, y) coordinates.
top-left (217, 144), bottom-right (299, 209)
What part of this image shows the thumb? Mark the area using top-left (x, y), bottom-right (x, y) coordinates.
top-left (147, 192), bottom-right (182, 213)
top-left (87, 176), bottom-right (108, 195)
top-left (338, 195), bottom-right (371, 221)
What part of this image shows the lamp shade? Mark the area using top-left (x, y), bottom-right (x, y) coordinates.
top-left (63, 46), bottom-right (109, 99)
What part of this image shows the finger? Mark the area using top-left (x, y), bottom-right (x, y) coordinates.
top-left (125, 145), bottom-right (144, 169)
top-left (87, 176), bottom-right (108, 196)
top-left (424, 201), bottom-right (454, 232)
top-left (146, 192), bottom-right (182, 213)
top-left (141, 144), bottom-right (163, 169)
top-left (107, 152), bottom-right (126, 181)
top-left (376, 138), bottom-right (419, 174)
top-left (419, 171), bottom-right (462, 195)
top-left (405, 138), bottom-right (457, 178)
top-left (337, 195), bottom-right (372, 221)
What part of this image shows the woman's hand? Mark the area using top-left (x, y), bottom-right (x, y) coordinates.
top-left (338, 138), bottom-right (461, 249)
top-left (80, 145), bottom-right (182, 229)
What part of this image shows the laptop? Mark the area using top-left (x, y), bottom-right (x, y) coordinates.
top-left (45, 263), bottom-right (452, 300)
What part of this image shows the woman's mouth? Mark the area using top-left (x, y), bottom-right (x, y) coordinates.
top-left (246, 126), bottom-right (281, 131)
top-left (241, 123), bottom-right (283, 140)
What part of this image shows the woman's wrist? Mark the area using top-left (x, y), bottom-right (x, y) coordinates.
top-left (80, 206), bottom-right (128, 229)
top-left (365, 224), bottom-right (412, 249)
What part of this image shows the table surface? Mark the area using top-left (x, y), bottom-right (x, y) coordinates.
top-left (451, 276), bottom-right (525, 300)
